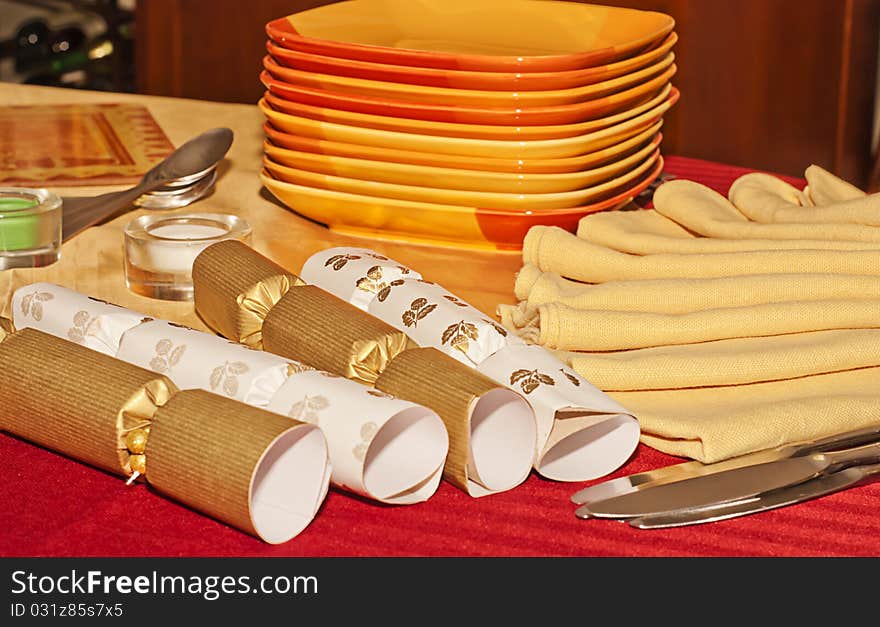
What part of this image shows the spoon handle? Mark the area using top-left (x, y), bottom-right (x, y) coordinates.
top-left (61, 183), bottom-right (153, 242)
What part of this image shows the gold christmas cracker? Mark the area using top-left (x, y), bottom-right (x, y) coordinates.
top-left (0, 327), bottom-right (326, 543)
top-left (375, 347), bottom-right (514, 493)
top-left (191, 240), bottom-right (304, 348)
top-left (262, 285), bottom-right (416, 386)
top-left (147, 389), bottom-right (324, 544)
top-left (0, 327), bottom-right (175, 476)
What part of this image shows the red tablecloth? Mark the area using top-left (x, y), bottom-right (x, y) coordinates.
top-left (2, 155), bottom-right (878, 557)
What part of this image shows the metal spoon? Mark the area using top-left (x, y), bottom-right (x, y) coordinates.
top-left (60, 127), bottom-right (234, 242)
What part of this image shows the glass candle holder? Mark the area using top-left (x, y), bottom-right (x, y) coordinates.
top-left (0, 187), bottom-right (62, 270)
top-left (124, 213), bottom-right (251, 301)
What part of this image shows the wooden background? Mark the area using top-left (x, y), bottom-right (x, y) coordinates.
top-left (135, 0), bottom-right (880, 189)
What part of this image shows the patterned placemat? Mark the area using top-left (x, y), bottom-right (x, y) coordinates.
top-left (0, 103), bottom-right (174, 187)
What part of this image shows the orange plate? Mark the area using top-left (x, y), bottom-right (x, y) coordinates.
top-left (262, 84), bottom-right (673, 141)
top-left (261, 63), bottom-right (676, 126)
top-left (260, 156), bottom-right (664, 252)
top-left (263, 119), bottom-right (665, 174)
top-left (265, 33), bottom-right (677, 92)
top-left (263, 52), bottom-right (675, 108)
top-left (265, 0), bottom-right (674, 73)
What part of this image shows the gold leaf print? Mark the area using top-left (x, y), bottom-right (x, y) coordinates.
top-left (376, 279), bottom-right (404, 302)
top-left (209, 366), bottom-right (224, 390)
top-left (169, 345), bottom-right (186, 366)
top-left (396, 265), bottom-right (410, 274)
top-left (151, 339), bottom-right (187, 374)
top-left (353, 421), bottom-right (379, 462)
top-left (209, 361), bottom-right (249, 397)
top-left (365, 252), bottom-right (389, 261)
top-left (442, 321), bottom-right (478, 353)
top-left (353, 443), bottom-right (368, 461)
top-left (227, 361), bottom-right (250, 375)
top-left (288, 395), bottom-right (330, 424)
top-left (67, 310), bottom-right (97, 343)
top-left (402, 297), bottom-right (437, 328)
top-left (443, 294), bottom-right (468, 308)
top-left (21, 291), bottom-right (54, 321)
top-left (482, 318), bottom-right (508, 337)
top-left (326, 253), bottom-right (361, 271)
top-left (361, 422), bottom-right (378, 440)
top-left (561, 369), bottom-right (581, 386)
top-left (286, 361), bottom-right (314, 376)
top-left (223, 376), bottom-right (239, 397)
top-left (510, 369), bottom-right (555, 395)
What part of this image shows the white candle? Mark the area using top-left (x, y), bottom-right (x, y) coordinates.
top-left (124, 213), bottom-right (251, 301)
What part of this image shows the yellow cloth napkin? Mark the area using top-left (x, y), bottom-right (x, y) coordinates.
top-left (504, 165), bottom-right (880, 462)
top-left (729, 169), bottom-right (880, 226)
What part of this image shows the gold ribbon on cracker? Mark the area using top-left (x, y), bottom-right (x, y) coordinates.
top-left (262, 285), bottom-right (416, 386)
top-left (192, 240), bottom-right (304, 348)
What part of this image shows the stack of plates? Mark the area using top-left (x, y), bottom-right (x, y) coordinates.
top-left (260, 0), bottom-right (677, 251)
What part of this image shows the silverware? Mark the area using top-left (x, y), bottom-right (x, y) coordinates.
top-left (571, 424), bottom-right (880, 506)
top-left (576, 438), bottom-right (880, 519)
top-left (60, 127), bottom-right (233, 242)
top-left (628, 462), bottom-right (880, 529)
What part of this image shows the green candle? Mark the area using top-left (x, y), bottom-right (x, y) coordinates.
top-left (0, 194), bottom-right (42, 251)
top-left (0, 188), bottom-right (62, 269)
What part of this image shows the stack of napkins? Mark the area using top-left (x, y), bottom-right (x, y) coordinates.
top-left (500, 165), bottom-right (880, 462)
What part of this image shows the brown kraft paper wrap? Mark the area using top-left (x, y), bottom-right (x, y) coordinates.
top-left (0, 328), bottom-right (329, 543)
top-left (0, 327), bottom-right (175, 476)
top-left (191, 240), bottom-right (304, 348)
top-left (147, 389), bottom-right (329, 544)
top-left (262, 285), bottom-right (416, 386)
top-left (375, 348), bottom-right (536, 497)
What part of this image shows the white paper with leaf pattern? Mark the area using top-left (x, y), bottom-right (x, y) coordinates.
top-left (267, 370), bottom-right (448, 504)
top-left (299, 248), bottom-right (422, 310)
top-left (366, 279), bottom-right (512, 367)
top-left (477, 344), bottom-right (639, 481)
top-left (117, 320), bottom-right (306, 408)
top-left (12, 283), bottom-right (147, 356)
top-left (301, 247), bottom-right (641, 482)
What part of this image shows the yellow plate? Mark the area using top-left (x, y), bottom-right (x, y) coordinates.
top-left (264, 118), bottom-right (664, 174)
top-left (263, 132), bottom-right (662, 194)
top-left (259, 155), bottom-right (665, 251)
top-left (263, 148), bottom-right (659, 211)
top-left (263, 83), bottom-right (673, 141)
top-left (263, 52), bottom-right (674, 108)
top-left (258, 93), bottom-right (676, 159)
top-left (266, 0), bottom-right (675, 73)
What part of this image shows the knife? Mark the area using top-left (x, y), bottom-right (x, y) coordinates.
top-left (576, 438), bottom-right (880, 519)
top-left (627, 462), bottom-right (880, 529)
top-left (570, 424), bottom-right (880, 506)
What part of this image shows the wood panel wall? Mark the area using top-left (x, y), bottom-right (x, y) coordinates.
top-left (135, 0), bottom-right (880, 187)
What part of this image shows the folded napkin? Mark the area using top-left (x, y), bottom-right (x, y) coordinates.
top-left (503, 164), bottom-right (880, 463)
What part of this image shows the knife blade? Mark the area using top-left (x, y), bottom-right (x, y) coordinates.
top-left (576, 439), bottom-right (880, 519)
top-left (627, 462), bottom-right (880, 529)
top-left (570, 424), bottom-right (880, 506)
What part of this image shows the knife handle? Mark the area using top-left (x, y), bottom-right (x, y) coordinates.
top-left (799, 424), bottom-right (880, 455)
top-left (823, 439), bottom-right (880, 468)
